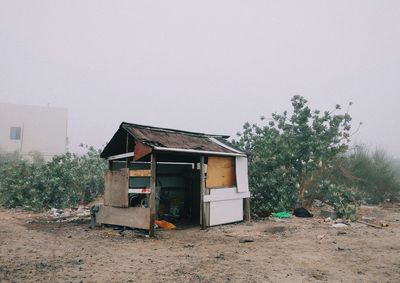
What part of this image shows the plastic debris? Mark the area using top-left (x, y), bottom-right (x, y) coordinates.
top-left (271, 212), bottom-right (291, 219)
top-left (293, 207), bottom-right (313, 218)
top-left (332, 223), bottom-right (348, 228)
top-left (155, 220), bottom-right (176, 230)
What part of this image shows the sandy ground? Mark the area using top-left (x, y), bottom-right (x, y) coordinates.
top-left (0, 205), bottom-right (399, 283)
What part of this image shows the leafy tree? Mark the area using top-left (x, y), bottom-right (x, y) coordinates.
top-left (234, 95), bottom-right (353, 213)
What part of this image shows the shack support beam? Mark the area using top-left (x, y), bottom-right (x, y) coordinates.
top-left (200, 156), bottom-right (206, 229)
top-left (244, 198), bottom-right (251, 222)
top-left (149, 153), bottom-right (157, 237)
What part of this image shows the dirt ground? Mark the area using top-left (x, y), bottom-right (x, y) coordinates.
top-left (0, 205), bottom-right (399, 283)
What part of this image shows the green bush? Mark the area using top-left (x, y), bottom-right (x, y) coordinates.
top-left (306, 180), bottom-right (356, 220)
top-left (0, 146), bottom-right (107, 211)
top-left (392, 158), bottom-right (400, 183)
top-left (343, 146), bottom-right (400, 204)
top-left (234, 96), bottom-right (353, 214)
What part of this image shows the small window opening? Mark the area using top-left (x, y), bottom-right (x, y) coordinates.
top-left (10, 127), bottom-right (21, 140)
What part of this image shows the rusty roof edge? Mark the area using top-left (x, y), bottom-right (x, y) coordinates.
top-left (121, 124), bottom-right (157, 148)
top-left (153, 146), bottom-right (246, 157)
top-left (208, 137), bottom-right (244, 154)
top-left (120, 122), bottom-right (230, 139)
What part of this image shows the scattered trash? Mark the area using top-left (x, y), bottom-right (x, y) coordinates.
top-left (155, 220), bottom-right (176, 230)
top-left (320, 209), bottom-right (337, 220)
top-left (272, 212), bottom-right (291, 219)
top-left (293, 207), bottom-right (313, 218)
top-left (317, 234), bottom-right (326, 241)
top-left (356, 220), bottom-right (383, 229)
top-left (239, 237), bottom-right (254, 243)
top-left (46, 206), bottom-right (91, 222)
top-left (51, 208), bottom-right (64, 217)
top-left (332, 223), bottom-right (348, 228)
top-left (315, 201), bottom-right (337, 219)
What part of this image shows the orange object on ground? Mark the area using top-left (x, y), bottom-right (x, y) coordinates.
top-left (155, 220), bottom-right (176, 230)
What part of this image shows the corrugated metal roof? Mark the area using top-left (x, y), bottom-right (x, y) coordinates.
top-left (101, 122), bottom-right (244, 159)
top-left (122, 123), bottom-right (240, 154)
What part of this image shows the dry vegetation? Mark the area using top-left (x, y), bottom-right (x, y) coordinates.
top-left (1, 204), bottom-right (399, 283)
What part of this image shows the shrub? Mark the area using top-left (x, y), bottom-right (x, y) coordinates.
top-left (306, 180), bottom-right (357, 220)
top-left (234, 95), bottom-right (353, 214)
top-left (344, 146), bottom-right (400, 204)
top-left (0, 146), bottom-right (107, 210)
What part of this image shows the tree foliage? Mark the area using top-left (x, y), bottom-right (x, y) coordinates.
top-left (0, 146), bottom-right (107, 210)
top-left (341, 146), bottom-right (400, 203)
top-left (234, 95), bottom-right (353, 214)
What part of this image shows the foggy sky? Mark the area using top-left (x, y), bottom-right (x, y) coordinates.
top-left (1, 1), bottom-right (399, 157)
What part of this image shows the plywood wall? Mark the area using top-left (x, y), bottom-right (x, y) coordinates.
top-left (104, 168), bottom-right (129, 207)
top-left (96, 206), bottom-right (150, 230)
top-left (206, 156), bottom-right (236, 189)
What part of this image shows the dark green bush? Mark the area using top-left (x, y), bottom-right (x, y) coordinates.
top-left (234, 96), bottom-right (353, 215)
top-left (306, 180), bottom-right (356, 219)
top-left (0, 146), bottom-right (107, 210)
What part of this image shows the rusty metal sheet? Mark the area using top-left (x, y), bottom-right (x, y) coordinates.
top-left (101, 122), bottom-right (245, 159)
top-left (134, 140), bottom-right (153, 161)
top-left (125, 125), bottom-right (234, 153)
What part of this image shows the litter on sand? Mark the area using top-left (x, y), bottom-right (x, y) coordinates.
top-left (155, 220), bottom-right (176, 230)
top-left (293, 207), bottom-right (313, 218)
top-left (272, 212), bottom-right (291, 219)
top-left (332, 223), bottom-right (348, 228)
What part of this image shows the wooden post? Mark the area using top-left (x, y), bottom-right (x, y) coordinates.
top-left (244, 198), bottom-right (251, 222)
top-left (149, 153), bottom-right (157, 237)
top-left (200, 156), bottom-right (206, 229)
top-left (125, 133), bottom-right (129, 168)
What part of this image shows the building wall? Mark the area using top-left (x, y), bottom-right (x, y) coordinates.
top-left (0, 103), bottom-right (68, 160)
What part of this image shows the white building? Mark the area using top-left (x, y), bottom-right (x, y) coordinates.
top-left (0, 103), bottom-right (68, 160)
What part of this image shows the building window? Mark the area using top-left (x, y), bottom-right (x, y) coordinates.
top-left (10, 127), bottom-right (21, 140)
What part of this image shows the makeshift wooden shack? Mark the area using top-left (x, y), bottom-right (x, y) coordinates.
top-left (93, 122), bottom-right (250, 236)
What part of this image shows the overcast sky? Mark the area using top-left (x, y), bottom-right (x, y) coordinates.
top-left (1, 1), bottom-right (399, 157)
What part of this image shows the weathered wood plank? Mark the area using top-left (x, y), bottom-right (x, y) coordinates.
top-left (129, 169), bottom-right (151, 177)
top-left (103, 169), bottom-right (129, 207)
top-left (244, 198), bottom-right (251, 222)
top-left (200, 156), bottom-right (206, 229)
top-left (96, 206), bottom-right (150, 230)
top-left (206, 156), bottom-right (236, 189)
top-left (149, 153), bottom-right (157, 237)
top-left (103, 171), bottom-right (112, 206)
top-left (209, 199), bottom-right (243, 226)
top-left (235, 157), bottom-right (249, 193)
top-left (203, 188), bottom-right (250, 202)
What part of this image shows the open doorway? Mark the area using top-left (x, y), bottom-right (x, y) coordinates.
top-left (126, 161), bottom-right (201, 228)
